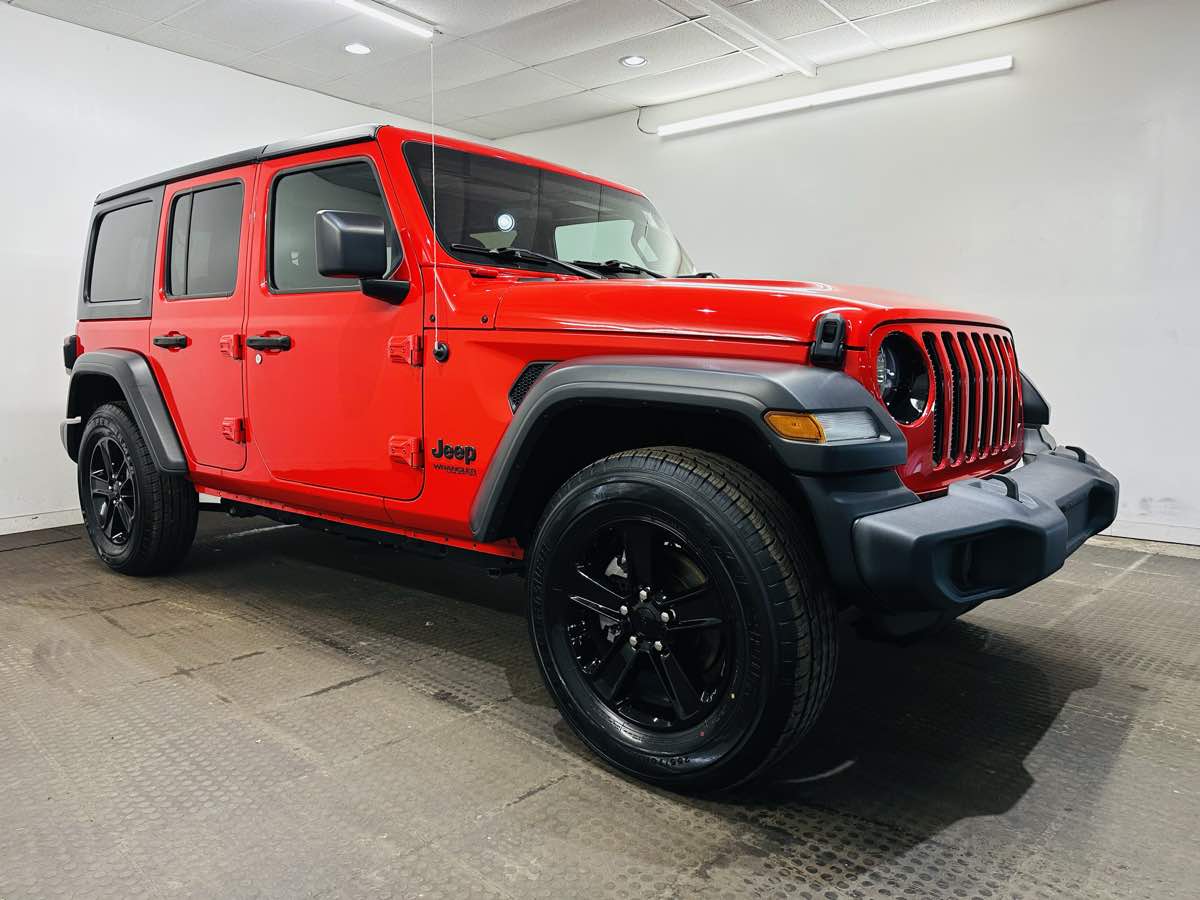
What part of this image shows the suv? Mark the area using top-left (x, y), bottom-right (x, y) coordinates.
top-left (62, 124), bottom-right (1118, 791)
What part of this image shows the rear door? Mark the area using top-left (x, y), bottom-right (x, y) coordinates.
top-left (150, 168), bottom-right (253, 471)
top-left (244, 145), bottom-right (424, 502)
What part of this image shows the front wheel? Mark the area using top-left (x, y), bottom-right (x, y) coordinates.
top-left (527, 447), bottom-right (838, 792)
top-left (77, 402), bottom-right (198, 575)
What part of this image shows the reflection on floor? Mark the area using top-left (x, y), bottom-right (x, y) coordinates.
top-left (1, 516), bottom-right (1197, 898)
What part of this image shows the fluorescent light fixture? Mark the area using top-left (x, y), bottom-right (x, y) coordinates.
top-left (335, 0), bottom-right (436, 39)
top-left (620, 54), bottom-right (648, 68)
top-left (657, 55), bottom-right (1014, 136)
top-left (344, 42), bottom-right (372, 55)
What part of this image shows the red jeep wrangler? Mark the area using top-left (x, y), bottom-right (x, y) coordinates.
top-left (62, 124), bottom-right (1118, 790)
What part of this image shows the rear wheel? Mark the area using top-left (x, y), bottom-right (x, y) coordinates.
top-left (77, 402), bottom-right (198, 575)
top-left (527, 447), bottom-right (837, 791)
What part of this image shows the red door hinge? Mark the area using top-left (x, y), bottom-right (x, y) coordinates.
top-left (388, 435), bottom-right (422, 468)
top-left (221, 417), bottom-right (245, 444)
top-left (219, 333), bottom-right (242, 360)
top-left (387, 334), bottom-right (423, 367)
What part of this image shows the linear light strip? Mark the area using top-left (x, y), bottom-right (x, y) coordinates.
top-left (657, 55), bottom-right (1014, 136)
top-left (334, 0), bottom-right (437, 39)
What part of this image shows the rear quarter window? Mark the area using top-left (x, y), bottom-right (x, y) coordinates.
top-left (88, 201), bottom-right (156, 303)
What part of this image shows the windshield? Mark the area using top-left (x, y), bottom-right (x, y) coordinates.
top-left (403, 142), bottom-right (696, 277)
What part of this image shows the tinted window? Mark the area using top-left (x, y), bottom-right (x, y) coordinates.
top-left (89, 201), bottom-right (156, 302)
top-left (168, 182), bottom-right (243, 297)
top-left (271, 162), bottom-right (398, 292)
top-left (403, 142), bottom-right (695, 277)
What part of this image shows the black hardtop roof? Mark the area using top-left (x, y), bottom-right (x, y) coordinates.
top-left (95, 123), bottom-right (385, 204)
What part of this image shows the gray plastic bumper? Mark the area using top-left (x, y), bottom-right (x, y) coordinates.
top-left (851, 446), bottom-right (1118, 611)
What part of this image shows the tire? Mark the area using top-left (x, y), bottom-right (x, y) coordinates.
top-left (527, 446), bottom-right (838, 792)
top-left (77, 402), bottom-right (198, 575)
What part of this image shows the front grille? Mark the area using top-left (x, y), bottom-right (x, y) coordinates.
top-left (919, 326), bottom-right (1021, 469)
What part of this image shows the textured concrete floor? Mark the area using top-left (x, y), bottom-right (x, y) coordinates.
top-left (1, 515), bottom-right (1197, 899)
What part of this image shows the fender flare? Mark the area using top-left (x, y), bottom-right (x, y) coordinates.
top-left (469, 355), bottom-right (906, 542)
top-left (63, 349), bottom-right (188, 473)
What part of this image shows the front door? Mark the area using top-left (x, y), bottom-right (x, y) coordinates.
top-left (150, 167), bottom-right (253, 471)
top-left (245, 146), bottom-right (424, 503)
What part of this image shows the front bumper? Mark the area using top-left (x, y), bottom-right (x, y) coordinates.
top-left (796, 428), bottom-right (1119, 618)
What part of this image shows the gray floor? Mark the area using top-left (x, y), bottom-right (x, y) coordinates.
top-left (1, 516), bottom-right (1197, 900)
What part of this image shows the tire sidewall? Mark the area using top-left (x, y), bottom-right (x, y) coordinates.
top-left (529, 464), bottom-right (794, 790)
top-left (77, 407), bottom-right (148, 569)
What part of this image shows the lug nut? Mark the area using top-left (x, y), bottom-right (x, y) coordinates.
top-left (629, 635), bottom-right (638, 647)
top-left (619, 605), bottom-right (629, 616)
top-left (638, 588), bottom-right (648, 602)
top-left (660, 611), bottom-right (670, 623)
top-left (653, 640), bottom-right (663, 652)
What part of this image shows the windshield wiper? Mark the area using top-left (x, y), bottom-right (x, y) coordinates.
top-left (676, 271), bottom-right (719, 279)
top-left (449, 244), bottom-right (602, 279)
top-left (571, 259), bottom-right (664, 279)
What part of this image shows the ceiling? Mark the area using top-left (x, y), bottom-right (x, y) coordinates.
top-left (9, 0), bottom-right (1102, 139)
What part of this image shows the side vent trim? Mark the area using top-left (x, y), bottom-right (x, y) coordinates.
top-left (508, 361), bottom-right (557, 412)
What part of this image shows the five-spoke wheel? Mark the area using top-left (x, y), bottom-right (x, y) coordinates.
top-left (87, 435), bottom-right (137, 545)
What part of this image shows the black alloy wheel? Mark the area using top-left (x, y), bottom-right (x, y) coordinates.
top-left (87, 435), bottom-right (137, 546)
top-left (77, 402), bottom-right (199, 575)
top-left (528, 447), bottom-right (838, 792)
top-left (549, 516), bottom-right (736, 732)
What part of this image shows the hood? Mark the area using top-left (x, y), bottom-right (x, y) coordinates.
top-left (492, 277), bottom-right (1008, 346)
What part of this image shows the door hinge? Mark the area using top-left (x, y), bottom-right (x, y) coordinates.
top-left (388, 435), bottom-right (422, 468)
top-left (221, 417), bottom-right (245, 444)
top-left (219, 333), bottom-right (242, 360)
top-left (387, 334), bottom-right (423, 367)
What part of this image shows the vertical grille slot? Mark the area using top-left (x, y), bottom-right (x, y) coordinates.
top-left (957, 332), bottom-right (980, 459)
top-left (983, 334), bottom-right (1006, 448)
top-left (921, 332), bottom-right (945, 465)
top-left (972, 333), bottom-right (994, 453)
top-left (940, 332), bottom-right (962, 462)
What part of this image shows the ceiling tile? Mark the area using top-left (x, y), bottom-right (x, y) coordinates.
top-left (469, 90), bottom-right (634, 136)
top-left (233, 55), bottom-right (337, 91)
top-left (158, 0), bottom-right (353, 53)
top-left (824, 0), bottom-right (938, 20)
top-left (858, 0), bottom-right (1102, 50)
top-left (132, 23), bottom-right (251, 67)
top-left (442, 118), bottom-right (514, 140)
top-left (718, 0), bottom-right (843, 39)
top-left (385, 0), bottom-right (574, 37)
top-left (326, 40), bottom-right (523, 108)
top-left (13, 0), bottom-right (151, 35)
top-left (537, 22), bottom-right (731, 89)
top-left (782, 22), bottom-right (879, 65)
top-left (403, 67), bottom-right (579, 120)
top-left (470, 0), bottom-right (686, 66)
top-left (93, 0), bottom-right (200, 20)
top-left (259, 13), bottom-right (435, 79)
top-left (595, 51), bottom-right (772, 106)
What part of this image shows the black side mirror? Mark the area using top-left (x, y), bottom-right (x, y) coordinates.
top-left (314, 209), bottom-right (409, 304)
top-left (315, 209), bottom-right (389, 278)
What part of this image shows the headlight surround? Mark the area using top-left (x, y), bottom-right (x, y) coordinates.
top-left (875, 333), bottom-right (929, 425)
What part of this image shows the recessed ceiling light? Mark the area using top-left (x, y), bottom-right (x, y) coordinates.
top-left (344, 42), bottom-right (372, 55)
top-left (620, 55), bottom-right (648, 68)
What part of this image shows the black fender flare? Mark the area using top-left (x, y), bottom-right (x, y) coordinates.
top-left (63, 349), bottom-right (188, 473)
top-left (469, 355), bottom-right (906, 542)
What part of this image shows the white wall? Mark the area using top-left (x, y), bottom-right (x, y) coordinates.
top-left (0, 6), bottom-right (467, 534)
top-left (500, 0), bottom-right (1200, 545)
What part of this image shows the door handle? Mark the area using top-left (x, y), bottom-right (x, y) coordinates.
top-left (245, 335), bottom-right (293, 351)
top-left (153, 334), bottom-right (188, 349)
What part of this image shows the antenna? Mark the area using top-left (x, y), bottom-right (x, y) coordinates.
top-left (429, 41), bottom-right (448, 363)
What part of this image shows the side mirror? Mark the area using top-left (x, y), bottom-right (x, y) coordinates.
top-left (315, 209), bottom-right (390, 278)
top-left (314, 209), bottom-right (409, 304)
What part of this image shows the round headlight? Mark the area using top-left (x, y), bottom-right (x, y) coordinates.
top-left (875, 333), bottom-right (928, 425)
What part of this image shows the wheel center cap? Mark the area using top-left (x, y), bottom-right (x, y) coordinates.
top-left (633, 603), bottom-right (665, 639)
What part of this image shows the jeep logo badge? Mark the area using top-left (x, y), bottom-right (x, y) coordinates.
top-left (431, 439), bottom-right (477, 465)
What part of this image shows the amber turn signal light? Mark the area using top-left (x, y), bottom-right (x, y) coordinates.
top-left (764, 411), bottom-right (825, 442)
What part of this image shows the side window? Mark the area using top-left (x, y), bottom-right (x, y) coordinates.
top-left (167, 182), bottom-right (244, 297)
top-left (270, 161), bottom-right (398, 292)
top-left (89, 201), bottom-right (156, 302)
